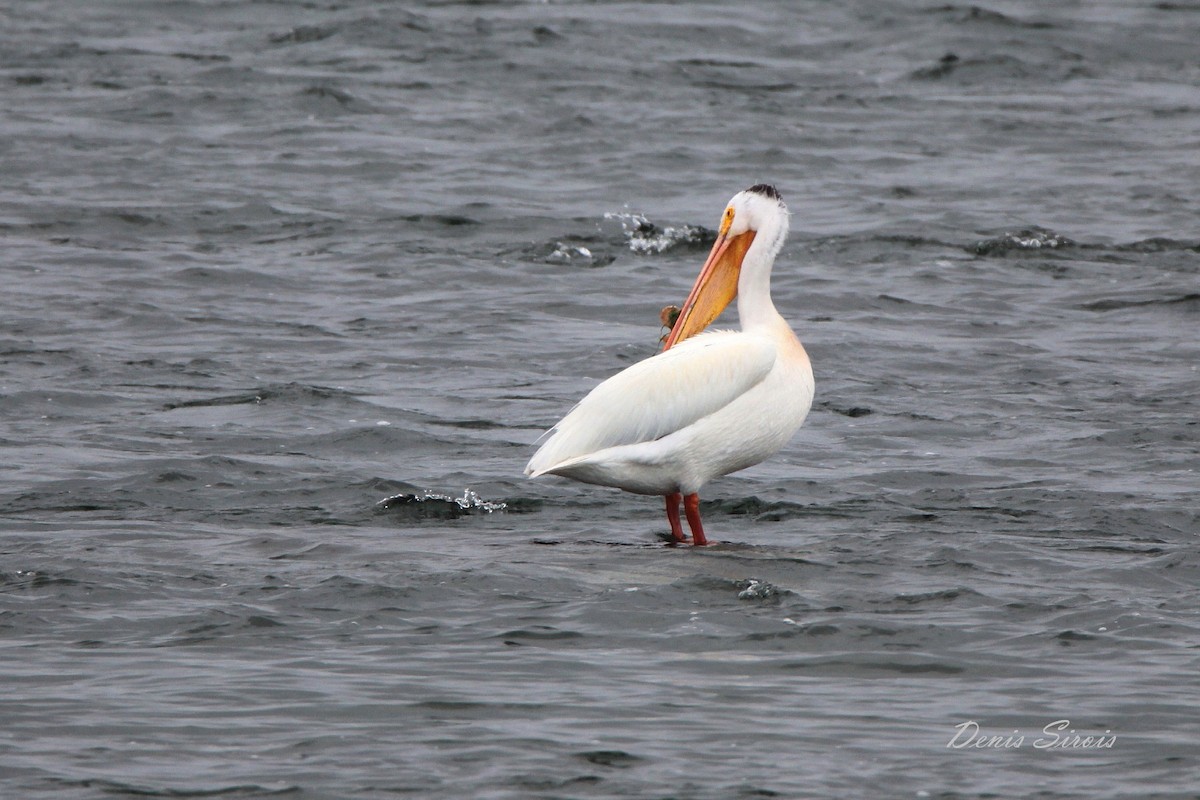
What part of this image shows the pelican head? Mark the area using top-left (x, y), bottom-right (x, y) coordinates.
top-left (662, 184), bottom-right (788, 350)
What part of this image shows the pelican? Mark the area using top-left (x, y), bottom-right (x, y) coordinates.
top-left (525, 184), bottom-right (814, 545)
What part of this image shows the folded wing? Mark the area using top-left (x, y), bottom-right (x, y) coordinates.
top-left (525, 331), bottom-right (777, 476)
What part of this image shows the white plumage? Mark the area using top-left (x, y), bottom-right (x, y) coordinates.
top-left (526, 185), bottom-right (814, 545)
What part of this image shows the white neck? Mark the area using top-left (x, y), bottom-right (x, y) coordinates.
top-left (736, 210), bottom-right (788, 331)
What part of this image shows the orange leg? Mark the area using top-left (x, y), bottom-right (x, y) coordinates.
top-left (665, 492), bottom-right (687, 543)
top-left (683, 493), bottom-right (708, 546)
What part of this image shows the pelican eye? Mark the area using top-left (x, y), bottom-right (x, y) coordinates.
top-left (719, 207), bottom-right (735, 235)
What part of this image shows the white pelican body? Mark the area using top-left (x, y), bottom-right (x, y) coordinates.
top-left (526, 185), bottom-right (814, 544)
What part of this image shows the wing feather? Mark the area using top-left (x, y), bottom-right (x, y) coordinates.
top-left (525, 331), bottom-right (776, 476)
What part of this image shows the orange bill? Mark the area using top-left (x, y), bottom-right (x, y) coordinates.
top-left (662, 229), bottom-right (756, 350)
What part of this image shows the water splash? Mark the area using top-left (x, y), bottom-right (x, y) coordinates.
top-left (546, 242), bottom-right (595, 262)
top-left (522, 238), bottom-right (615, 266)
top-left (375, 489), bottom-right (507, 518)
top-left (453, 489), bottom-right (507, 513)
top-left (971, 228), bottom-right (1076, 256)
top-left (736, 577), bottom-right (781, 600)
top-left (604, 211), bottom-right (711, 254)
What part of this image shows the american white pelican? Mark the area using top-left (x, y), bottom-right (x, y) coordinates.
top-left (525, 184), bottom-right (814, 545)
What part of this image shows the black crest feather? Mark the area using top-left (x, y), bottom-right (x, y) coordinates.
top-left (745, 183), bottom-right (783, 202)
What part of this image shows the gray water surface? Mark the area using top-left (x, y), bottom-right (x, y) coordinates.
top-left (2, 1), bottom-right (1198, 798)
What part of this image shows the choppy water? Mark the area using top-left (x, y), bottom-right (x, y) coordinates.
top-left (2, 1), bottom-right (1199, 798)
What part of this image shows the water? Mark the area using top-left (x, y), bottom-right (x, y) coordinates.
top-left (2, 1), bottom-right (1198, 797)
